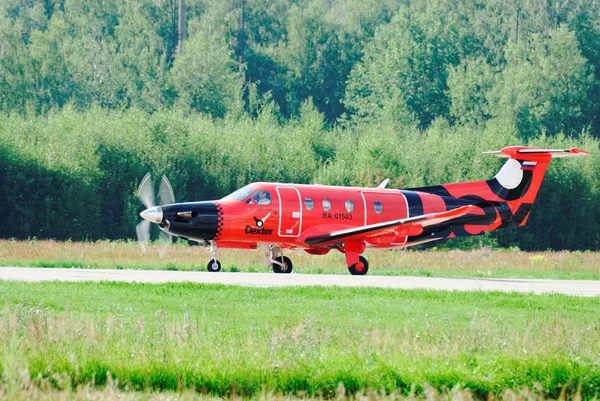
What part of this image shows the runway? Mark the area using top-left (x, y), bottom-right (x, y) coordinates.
top-left (0, 267), bottom-right (598, 296)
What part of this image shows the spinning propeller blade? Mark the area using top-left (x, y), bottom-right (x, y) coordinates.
top-left (158, 175), bottom-right (175, 206)
top-left (136, 219), bottom-right (151, 253)
top-left (137, 173), bottom-right (155, 209)
top-left (159, 230), bottom-right (172, 256)
top-left (136, 173), bottom-right (176, 255)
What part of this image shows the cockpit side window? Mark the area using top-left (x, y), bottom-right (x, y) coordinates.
top-left (225, 186), bottom-right (255, 201)
top-left (253, 190), bottom-right (272, 205)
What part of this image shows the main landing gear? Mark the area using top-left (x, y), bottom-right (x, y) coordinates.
top-left (343, 242), bottom-right (369, 275)
top-left (207, 242), bottom-right (221, 272)
top-left (266, 245), bottom-right (293, 274)
top-left (348, 255), bottom-right (369, 275)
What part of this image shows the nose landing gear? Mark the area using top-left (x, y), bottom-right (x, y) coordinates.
top-left (272, 256), bottom-right (293, 273)
top-left (207, 242), bottom-right (221, 272)
top-left (266, 245), bottom-right (293, 274)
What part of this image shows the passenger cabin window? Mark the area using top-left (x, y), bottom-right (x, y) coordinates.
top-left (253, 190), bottom-right (272, 205)
top-left (305, 198), bottom-right (314, 210)
top-left (373, 201), bottom-right (383, 214)
top-left (345, 200), bottom-right (354, 212)
top-left (322, 198), bottom-right (332, 211)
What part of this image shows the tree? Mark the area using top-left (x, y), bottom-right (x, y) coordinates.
top-left (487, 26), bottom-right (594, 139)
top-left (27, 13), bottom-right (73, 112)
top-left (114, 0), bottom-right (169, 110)
top-left (0, 12), bottom-right (32, 111)
top-left (344, 9), bottom-right (461, 128)
top-left (447, 56), bottom-right (496, 126)
top-left (275, 2), bottom-right (359, 120)
top-left (169, 26), bottom-right (242, 117)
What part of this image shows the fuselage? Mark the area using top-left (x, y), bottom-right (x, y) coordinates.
top-left (138, 146), bottom-right (590, 275)
top-left (158, 182), bottom-right (488, 250)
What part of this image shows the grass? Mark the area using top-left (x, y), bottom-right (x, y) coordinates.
top-left (0, 382), bottom-right (593, 401)
top-left (0, 281), bottom-right (599, 399)
top-left (0, 240), bottom-right (599, 280)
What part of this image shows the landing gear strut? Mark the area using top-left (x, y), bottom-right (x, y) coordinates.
top-left (207, 242), bottom-right (221, 272)
top-left (266, 245), bottom-right (293, 274)
top-left (344, 242), bottom-right (369, 275)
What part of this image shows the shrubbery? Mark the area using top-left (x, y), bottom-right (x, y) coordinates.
top-left (1, 105), bottom-right (599, 250)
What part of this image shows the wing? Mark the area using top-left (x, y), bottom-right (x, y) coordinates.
top-left (304, 205), bottom-right (475, 246)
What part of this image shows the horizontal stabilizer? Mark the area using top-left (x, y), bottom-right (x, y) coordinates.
top-left (484, 147), bottom-right (590, 158)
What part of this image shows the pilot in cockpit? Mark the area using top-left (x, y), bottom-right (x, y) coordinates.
top-left (254, 190), bottom-right (272, 205)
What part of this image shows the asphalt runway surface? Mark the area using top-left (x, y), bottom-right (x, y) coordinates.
top-left (0, 267), bottom-right (599, 296)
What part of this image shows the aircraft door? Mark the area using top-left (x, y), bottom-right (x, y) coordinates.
top-left (361, 191), bottom-right (408, 225)
top-left (276, 186), bottom-right (302, 237)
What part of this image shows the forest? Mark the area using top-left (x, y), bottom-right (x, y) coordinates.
top-left (1, 0), bottom-right (600, 250)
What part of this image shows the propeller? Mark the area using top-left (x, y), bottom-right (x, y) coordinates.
top-left (137, 173), bottom-right (155, 209)
top-left (136, 173), bottom-right (176, 255)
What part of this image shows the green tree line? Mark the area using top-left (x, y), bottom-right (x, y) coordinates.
top-left (1, 0), bottom-right (600, 249)
top-left (2, 0), bottom-right (600, 134)
top-left (1, 106), bottom-right (599, 250)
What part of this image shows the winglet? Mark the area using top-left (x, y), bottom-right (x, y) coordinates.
top-left (377, 179), bottom-right (390, 189)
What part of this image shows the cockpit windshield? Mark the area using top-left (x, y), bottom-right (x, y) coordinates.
top-left (225, 186), bottom-right (255, 201)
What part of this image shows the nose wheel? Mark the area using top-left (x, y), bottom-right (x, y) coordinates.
top-left (207, 259), bottom-right (221, 272)
top-left (207, 242), bottom-right (221, 272)
top-left (266, 246), bottom-right (293, 274)
top-left (272, 256), bottom-right (293, 274)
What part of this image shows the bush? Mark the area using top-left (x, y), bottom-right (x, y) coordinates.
top-left (1, 108), bottom-right (599, 250)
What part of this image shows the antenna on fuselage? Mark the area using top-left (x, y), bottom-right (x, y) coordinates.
top-left (377, 179), bottom-right (390, 189)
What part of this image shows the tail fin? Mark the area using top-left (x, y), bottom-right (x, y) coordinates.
top-left (408, 146), bottom-right (589, 229)
top-left (482, 146), bottom-right (590, 208)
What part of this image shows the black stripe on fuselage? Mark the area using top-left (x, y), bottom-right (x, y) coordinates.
top-left (401, 190), bottom-right (424, 217)
top-left (406, 185), bottom-right (451, 198)
top-left (500, 203), bottom-right (533, 228)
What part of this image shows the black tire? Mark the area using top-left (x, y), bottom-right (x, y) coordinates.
top-left (348, 255), bottom-right (369, 275)
top-left (207, 259), bottom-right (221, 272)
top-left (272, 256), bottom-right (293, 274)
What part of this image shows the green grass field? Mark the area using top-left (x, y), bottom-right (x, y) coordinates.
top-left (1, 240), bottom-right (599, 280)
top-left (0, 281), bottom-right (599, 400)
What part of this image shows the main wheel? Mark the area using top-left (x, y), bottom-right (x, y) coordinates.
top-left (348, 255), bottom-right (369, 275)
top-left (272, 256), bottom-right (293, 274)
top-left (207, 259), bottom-right (221, 272)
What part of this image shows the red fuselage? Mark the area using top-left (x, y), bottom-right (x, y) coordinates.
top-left (215, 183), bottom-right (441, 250)
top-left (141, 146), bottom-right (590, 274)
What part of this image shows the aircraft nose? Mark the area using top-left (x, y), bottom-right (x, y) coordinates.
top-left (158, 202), bottom-right (220, 242)
top-left (140, 206), bottom-right (163, 224)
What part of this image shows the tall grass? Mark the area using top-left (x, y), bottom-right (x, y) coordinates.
top-left (0, 378), bottom-right (593, 401)
top-left (1, 240), bottom-right (599, 280)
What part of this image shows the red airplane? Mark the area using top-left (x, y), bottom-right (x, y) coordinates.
top-left (137, 146), bottom-right (589, 275)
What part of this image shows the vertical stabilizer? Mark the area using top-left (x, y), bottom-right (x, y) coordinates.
top-left (483, 146), bottom-right (590, 209)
